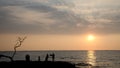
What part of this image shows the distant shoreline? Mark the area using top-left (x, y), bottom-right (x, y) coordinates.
top-left (0, 50), bottom-right (120, 52)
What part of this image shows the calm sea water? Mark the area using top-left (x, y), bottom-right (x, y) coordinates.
top-left (0, 50), bottom-right (120, 68)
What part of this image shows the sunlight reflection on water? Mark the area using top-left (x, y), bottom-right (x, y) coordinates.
top-left (87, 50), bottom-right (96, 66)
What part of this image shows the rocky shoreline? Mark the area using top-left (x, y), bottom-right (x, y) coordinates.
top-left (0, 61), bottom-right (76, 68)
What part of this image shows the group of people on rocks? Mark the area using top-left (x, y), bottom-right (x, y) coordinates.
top-left (25, 53), bottom-right (55, 62)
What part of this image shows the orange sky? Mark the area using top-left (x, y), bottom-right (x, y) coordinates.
top-left (0, 34), bottom-right (120, 51)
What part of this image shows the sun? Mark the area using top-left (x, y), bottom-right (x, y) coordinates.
top-left (87, 34), bottom-right (95, 41)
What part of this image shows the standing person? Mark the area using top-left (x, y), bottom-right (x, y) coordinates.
top-left (25, 54), bottom-right (30, 62)
top-left (50, 53), bottom-right (55, 61)
top-left (45, 54), bottom-right (49, 61)
top-left (38, 56), bottom-right (41, 61)
top-left (52, 53), bottom-right (55, 61)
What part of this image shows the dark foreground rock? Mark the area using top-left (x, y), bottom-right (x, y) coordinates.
top-left (0, 61), bottom-right (76, 68)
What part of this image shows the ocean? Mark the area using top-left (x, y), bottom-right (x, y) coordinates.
top-left (0, 50), bottom-right (120, 68)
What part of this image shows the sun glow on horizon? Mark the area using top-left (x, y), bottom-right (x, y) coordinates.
top-left (87, 34), bottom-right (95, 41)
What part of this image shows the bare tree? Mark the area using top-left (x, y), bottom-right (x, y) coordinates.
top-left (0, 36), bottom-right (27, 62)
top-left (12, 36), bottom-right (27, 59)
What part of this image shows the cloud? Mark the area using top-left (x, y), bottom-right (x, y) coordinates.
top-left (0, 0), bottom-right (120, 35)
top-left (3, 6), bottom-right (55, 25)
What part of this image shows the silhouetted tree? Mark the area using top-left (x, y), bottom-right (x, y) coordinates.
top-left (12, 36), bottom-right (27, 59)
top-left (0, 36), bottom-right (26, 62)
top-left (0, 55), bottom-right (13, 61)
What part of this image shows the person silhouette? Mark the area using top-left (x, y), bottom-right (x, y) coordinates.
top-left (25, 54), bottom-right (30, 62)
top-left (50, 53), bottom-right (55, 61)
top-left (38, 56), bottom-right (41, 61)
top-left (45, 54), bottom-right (49, 61)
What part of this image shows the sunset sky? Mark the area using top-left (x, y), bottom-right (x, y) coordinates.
top-left (0, 0), bottom-right (120, 51)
